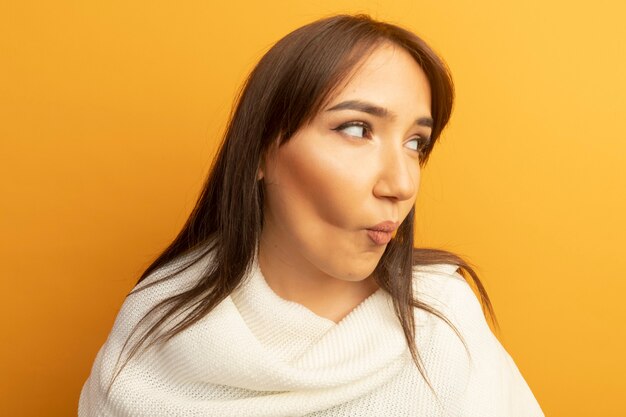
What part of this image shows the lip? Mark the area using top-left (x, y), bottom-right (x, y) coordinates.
top-left (365, 221), bottom-right (399, 245)
top-left (366, 229), bottom-right (393, 245)
top-left (366, 220), bottom-right (399, 232)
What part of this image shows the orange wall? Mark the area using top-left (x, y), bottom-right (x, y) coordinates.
top-left (2, 1), bottom-right (625, 416)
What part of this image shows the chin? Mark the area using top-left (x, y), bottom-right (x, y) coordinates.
top-left (344, 262), bottom-right (379, 282)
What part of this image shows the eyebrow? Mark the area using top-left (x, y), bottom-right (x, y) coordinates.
top-left (325, 99), bottom-right (433, 128)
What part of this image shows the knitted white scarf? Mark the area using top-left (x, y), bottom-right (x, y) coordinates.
top-left (79, 247), bottom-right (544, 416)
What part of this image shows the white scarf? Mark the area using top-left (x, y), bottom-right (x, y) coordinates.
top-left (79, 247), bottom-right (544, 416)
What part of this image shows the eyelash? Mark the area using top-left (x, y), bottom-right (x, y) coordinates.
top-left (332, 120), bottom-right (430, 155)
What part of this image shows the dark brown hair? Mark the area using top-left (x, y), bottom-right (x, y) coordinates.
top-left (107, 12), bottom-right (498, 401)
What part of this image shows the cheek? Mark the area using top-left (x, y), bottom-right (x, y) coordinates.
top-left (266, 143), bottom-right (378, 278)
top-left (277, 143), bottom-right (367, 228)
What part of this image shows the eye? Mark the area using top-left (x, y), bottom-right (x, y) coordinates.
top-left (332, 121), bottom-right (431, 156)
top-left (332, 121), bottom-right (372, 139)
top-left (406, 136), bottom-right (431, 154)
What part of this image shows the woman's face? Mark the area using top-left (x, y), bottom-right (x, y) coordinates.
top-left (258, 42), bottom-right (433, 283)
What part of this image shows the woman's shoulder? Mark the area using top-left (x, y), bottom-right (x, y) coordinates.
top-left (411, 262), bottom-right (489, 336)
top-left (411, 262), bottom-right (469, 307)
top-left (412, 263), bottom-right (544, 416)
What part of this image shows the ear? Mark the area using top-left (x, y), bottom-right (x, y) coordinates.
top-left (256, 148), bottom-right (267, 182)
top-left (257, 149), bottom-right (269, 181)
top-left (258, 134), bottom-right (281, 181)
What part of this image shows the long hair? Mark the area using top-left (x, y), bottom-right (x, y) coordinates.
top-left (107, 13), bottom-right (498, 400)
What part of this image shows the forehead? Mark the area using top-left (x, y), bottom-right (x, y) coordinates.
top-left (324, 43), bottom-right (432, 115)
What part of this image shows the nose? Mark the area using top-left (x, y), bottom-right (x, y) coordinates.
top-left (372, 145), bottom-right (418, 202)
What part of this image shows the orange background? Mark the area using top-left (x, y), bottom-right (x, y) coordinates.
top-left (2, 1), bottom-right (625, 416)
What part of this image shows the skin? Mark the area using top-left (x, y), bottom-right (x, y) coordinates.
top-left (256, 42), bottom-right (433, 324)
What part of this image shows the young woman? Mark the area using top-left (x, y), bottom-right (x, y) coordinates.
top-left (79, 13), bottom-right (545, 417)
